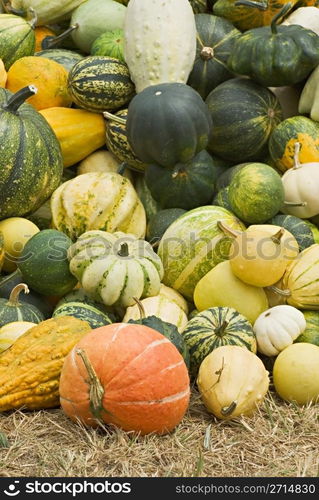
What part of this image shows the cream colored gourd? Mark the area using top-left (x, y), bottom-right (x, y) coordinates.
top-left (281, 143), bottom-right (319, 218)
top-left (157, 284), bottom-right (188, 314)
top-left (123, 294), bottom-right (188, 332)
top-left (8, 0), bottom-right (86, 25)
top-left (51, 172), bottom-right (146, 240)
top-left (77, 150), bottom-right (133, 183)
top-left (299, 65), bottom-right (319, 121)
top-left (0, 321), bottom-right (36, 353)
top-left (281, 7), bottom-right (319, 35)
top-left (253, 305), bottom-right (306, 357)
top-left (197, 345), bottom-right (269, 420)
top-left (68, 230), bottom-right (164, 308)
top-left (124, 0), bottom-right (196, 92)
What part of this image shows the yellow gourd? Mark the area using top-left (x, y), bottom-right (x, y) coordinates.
top-left (39, 108), bottom-right (106, 168)
top-left (34, 26), bottom-right (56, 52)
top-left (0, 316), bottom-right (91, 411)
top-left (197, 345), bottom-right (269, 419)
top-left (0, 217), bottom-right (40, 272)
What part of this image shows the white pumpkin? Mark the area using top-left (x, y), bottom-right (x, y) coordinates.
top-left (253, 305), bottom-right (306, 357)
top-left (281, 7), bottom-right (319, 35)
top-left (124, 0), bottom-right (196, 93)
top-left (281, 143), bottom-right (319, 218)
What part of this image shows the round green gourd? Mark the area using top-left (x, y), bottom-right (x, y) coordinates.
top-left (55, 288), bottom-right (119, 322)
top-left (0, 283), bottom-right (44, 327)
top-left (18, 229), bottom-right (78, 296)
top-left (53, 301), bottom-right (112, 329)
top-left (205, 78), bottom-right (283, 162)
top-left (188, 13), bottom-right (240, 99)
top-left (228, 163), bottom-right (285, 224)
top-left (216, 163), bottom-right (248, 191)
top-left (0, 13), bottom-right (35, 70)
top-left (295, 310), bottom-right (319, 346)
top-left (183, 306), bottom-right (257, 378)
top-left (269, 214), bottom-right (315, 252)
top-left (146, 208), bottom-right (186, 247)
top-left (0, 86), bottom-right (63, 220)
top-left (126, 82), bottom-right (213, 168)
top-left (145, 150), bottom-right (217, 210)
top-left (304, 220), bottom-right (319, 245)
top-left (212, 186), bottom-right (231, 211)
top-left (68, 56), bottom-right (135, 112)
top-left (91, 28), bottom-right (124, 62)
top-left (35, 49), bottom-right (84, 72)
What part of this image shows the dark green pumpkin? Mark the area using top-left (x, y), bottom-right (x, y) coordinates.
top-left (68, 55), bottom-right (135, 112)
top-left (0, 283), bottom-right (44, 327)
top-left (0, 86), bottom-right (63, 220)
top-left (146, 208), bottom-right (186, 247)
top-left (227, 4), bottom-right (319, 87)
top-left (135, 174), bottom-right (161, 221)
top-left (91, 29), bottom-right (124, 62)
top-left (188, 13), bottom-right (240, 99)
top-left (269, 214), bottom-right (315, 252)
top-left (35, 49), bottom-right (84, 72)
top-left (18, 229), bottom-right (78, 296)
top-left (0, 13), bottom-right (35, 70)
top-left (145, 150), bottom-right (217, 210)
top-left (53, 301), bottom-right (112, 329)
top-left (127, 82), bottom-right (213, 168)
top-left (206, 78), bottom-right (283, 162)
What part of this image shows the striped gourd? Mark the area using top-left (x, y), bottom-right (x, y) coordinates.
top-left (67, 56), bottom-right (135, 112)
top-left (35, 49), bottom-right (84, 72)
top-left (51, 172), bottom-right (146, 240)
top-left (157, 205), bottom-right (245, 301)
top-left (105, 109), bottom-right (146, 172)
top-left (282, 244), bottom-right (319, 309)
top-left (295, 310), bottom-right (319, 346)
top-left (0, 14), bottom-right (35, 70)
top-left (53, 302), bottom-right (112, 329)
top-left (183, 306), bottom-right (257, 378)
top-left (270, 214), bottom-right (315, 252)
top-left (0, 284), bottom-right (44, 328)
top-left (68, 231), bottom-right (164, 308)
top-left (91, 29), bottom-right (125, 62)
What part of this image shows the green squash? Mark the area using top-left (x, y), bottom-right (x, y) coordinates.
top-left (228, 162), bottom-right (284, 224)
top-left (127, 82), bottom-right (213, 168)
top-left (227, 4), bottom-right (319, 87)
top-left (145, 150), bottom-right (217, 210)
top-left (146, 208), bottom-right (187, 247)
top-left (269, 214), bottom-right (315, 252)
top-left (53, 301), bottom-right (112, 329)
top-left (68, 56), bottom-right (135, 112)
top-left (212, 186), bottom-right (232, 211)
top-left (0, 86), bottom-right (63, 220)
top-left (295, 310), bottom-right (319, 346)
top-left (304, 220), bottom-right (319, 245)
top-left (55, 288), bottom-right (118, 321)
top-left (135, 174), bottom-right (161, 221)
top-left (216, 163), bottom-right (248, 191)
top-left (182, 306), bottom-right (257, 378)
top-left (35, 49), bottom-right (84, 72)
top-left (206, 78), bottom-right (283, 162)
top-left (0, 13), bottom-right (35, 70)
top-left (0, 283), bottom-right (44, 327)
top-left (91, 29), bottom-right (124, 62)
top-left (18, 229), bottom-right (78, 296)
top-left (187, 13), bottom-right (240, 99)
top-left (70, 0), bottom-right (126, 53)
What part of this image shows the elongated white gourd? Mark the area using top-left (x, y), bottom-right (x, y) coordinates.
top-left (9, 0), bottom-right (86, 25)
top-left (124, 0), bottom-right (196, 93)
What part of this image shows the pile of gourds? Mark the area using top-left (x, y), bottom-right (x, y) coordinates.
top-left (0, 0), bottom-right (319, 436)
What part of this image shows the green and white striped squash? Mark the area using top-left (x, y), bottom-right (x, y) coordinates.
top-left (35, 49), bottom-right (84, 72)
top-left (9, 0), bottom-right (86, 25)
top-left (0, 284), bottom-right (44, 328)
top-left (295, 310), bottom-right (319, 346)
top-left (183, 306), bottom-right (257, 378)
top-left (91, 29), bottom-right (125, 62)
top-left (67, 56), bottom-right (135, 112)
top-left (53, 301), bottom-right (112, 329)
top-left (269, 214), bottom-right (315, 252)
top-left (68, 230), bottom-right (164, 308)
top-left (51, 172), bottom-right (146, 241)
top-left (0, 14), bottom-right (35, 70)
top-left (124, 0), bottom-right (196, 93)
top-left (157, 205), bottom-right (245, 301)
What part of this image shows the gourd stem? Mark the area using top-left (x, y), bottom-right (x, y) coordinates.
top-left (2, 0), bottom-right (25, 16)
top-left (118, 242), bottom-right (129, 257)
top-left (3, 85), bottom-right (37, 113)
top-left (284, 201), bottom-right (307, 207)
top-left (27, 7), bottom-right (37, 29)
top-left (201, 46), bottom-right (214, 60)
top-left (41, 24), bottom-right (79, 49)
top-left (234, 1), bottom-right (268, 12)
top-left (76, 348), bottom-right (104, 420)
top-left (270, 3), bottom-right (294, 34)
top-left (271, 228), bottom-right (284, 245)
top-left (103, 111), bottom-right (126, 125)
top-left (8, 283), bottom-right (29, 306)
top-left (132, 297), bottom-right (146, 320)
top-left (221, 401), bottom-right (237, 416)
top-left (266, 285), bottom-right (291, 297)
top-left (217, 220), bottom-right (242, 238)
top-left (214, 320), bottom-right (229, 337)
top-left (293, 142), bottom-right (301, 169)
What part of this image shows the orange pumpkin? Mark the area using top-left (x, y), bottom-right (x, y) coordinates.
top-left (34, 26), bottom-right (56, 52)
top-left (0, 59), bottom-right (7, 88)
top-left (59, 323), bottom-right (190, 435)
top-left (6, 56), bottom-right (71, 111)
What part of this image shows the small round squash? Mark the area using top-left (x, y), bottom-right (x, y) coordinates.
top-left (60, 323), bottom-right (190, 434)
top-left (0, 217), bottom-right (40, 272)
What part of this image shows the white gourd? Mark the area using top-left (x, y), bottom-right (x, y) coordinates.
top-left (299, 65), bottom-right (319, 121)
top-left (253, 305), bottom-right (306, 357)
top-left (124, 0), bottom-right (197, 93)
top-left (9, 0), bottom-right (86, 25)
top-left (281, 7), bottom-right (319, 35)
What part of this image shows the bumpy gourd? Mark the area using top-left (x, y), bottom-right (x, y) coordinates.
top-left (0, 316), bottom-right (91, 411)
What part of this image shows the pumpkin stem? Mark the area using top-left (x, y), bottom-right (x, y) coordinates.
top-left (284, 201), bottom-right (307, 207)
top-left (271, 228), bottom-right (284, 245)
top-left (103, 111), bottom-right (126, 125)
top-left (293, 142), bottom-right (302, 169)
top-left (201, 46), bottom-right (214, 60)
top-left (118, 242), bottom-right (129, 257)
top-left (3, 85), bottom-right (37, 113)
top-left (234, 1), bottom-right (268, 12)
top-left (41, 24), bottom-right (79, 50)
top-left (27, 7), bottom-right (37, 29)
top-left (76, 348), bottom-right (105, 421)
top-left (1, 0), bottom-right (25, 16)
top-left (132, 297), bottom-right (146, 320)
top-left (214, 320), bottom-right (229, 337)
top-left (221, 401), bottom-right (237, 417)
top-left (266, 285), bottom-right (291, 297)
top-left (270, 3), bottom-right (294, 34)
top-left (117, 162), bottom-right (127, 176)
top-left (8, 283), bottom-right (29, 306)
top-left (217, 220), bottom-right (241, 238)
